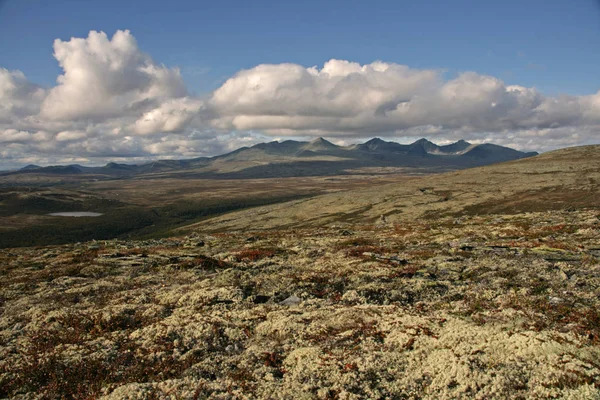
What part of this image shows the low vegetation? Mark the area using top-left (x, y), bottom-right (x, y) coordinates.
top-left (0, 192), bottom-right (315, 248)
top-left (1, 208), bottom-right (599, 398)
top-left (1, 146), bottom-right (599, 398)
top-left (0, 173), bottom-right (409, 248)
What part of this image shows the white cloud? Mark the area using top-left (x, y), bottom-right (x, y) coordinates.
top-left (40, 30), bottom-right (186, 122)
top-left (55, 130), bottom-right (88, 141)
top-left (0, 129), bottom-right (35, 143)
top-left (0, 30), bottom-right (211, 168)
top-left (133, 97), bottom-right (204, 135)
top-left (0, 69), bottom-right (46, 123)
top-left (207, 62), bottom-right (600, 138)
top-left (210, 60), bottom-right (440, 126)
top-left (0, 30), bottom-right (598, 169)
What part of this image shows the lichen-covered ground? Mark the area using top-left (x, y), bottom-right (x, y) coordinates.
top-left (1, 208), bottom-right (599, 399)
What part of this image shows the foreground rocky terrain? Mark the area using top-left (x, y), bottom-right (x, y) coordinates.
top-left (1, 208), bottom-right (599, 399)
top-left (1, 146), bottom-right (599, 399)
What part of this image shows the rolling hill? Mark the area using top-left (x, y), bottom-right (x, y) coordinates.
top-left (1, 138), bottom-right (537, 182)
top-left (178, 145), bottom-right (600, 233)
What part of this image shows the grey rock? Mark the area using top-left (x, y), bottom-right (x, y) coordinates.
top-left (279, 295), bottom-right (301, 306)
top-left (549, 296), bottom-right (564, 304)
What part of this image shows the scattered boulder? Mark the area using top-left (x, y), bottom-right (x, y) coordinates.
top-left (279, 295), bottom-right (301, 306)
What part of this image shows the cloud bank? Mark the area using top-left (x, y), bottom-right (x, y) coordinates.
top-left (1, 30), bottom-right (598, 168)
top-left (209, 61), bottom-right (600, 141)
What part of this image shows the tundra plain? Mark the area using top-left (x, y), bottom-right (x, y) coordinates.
top-left (1, 145), bottom-right (599, 399)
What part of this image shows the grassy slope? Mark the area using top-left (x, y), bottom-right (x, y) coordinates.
top-left (178, 145), bottom-right (600, 233)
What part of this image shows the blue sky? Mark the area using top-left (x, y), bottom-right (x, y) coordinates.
top-left (2, 0), bottom-right (599, 95)
top-left (0, 0), bottom-right (599, 168)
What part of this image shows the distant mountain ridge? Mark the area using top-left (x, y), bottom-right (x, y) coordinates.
top-left (177, 144), bottom-right (598, 233)
top-left (4, 138), bottom-right (538, 180)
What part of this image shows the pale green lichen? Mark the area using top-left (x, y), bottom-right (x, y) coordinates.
top-left (1, 209), bottom-right (599, 398)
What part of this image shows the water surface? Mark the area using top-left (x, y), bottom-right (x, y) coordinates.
top-left (48, 212), bottom-right (103, 217)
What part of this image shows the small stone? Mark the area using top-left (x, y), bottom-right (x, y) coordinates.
top-left (549, 296), bottom-right (563, 304)
top-left (279, 295), bottom-right (301, 306)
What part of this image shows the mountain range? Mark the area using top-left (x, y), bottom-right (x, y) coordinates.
top-left (4, 138), bottom-right (538, 180)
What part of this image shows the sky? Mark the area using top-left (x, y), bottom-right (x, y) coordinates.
top-left (0, 0), bottom-right (599, 168)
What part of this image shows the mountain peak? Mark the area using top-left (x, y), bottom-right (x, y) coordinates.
top-left (20, 164), bottom-right (41, 171)
top-left (104, 162), bottom-right (136, 170)
top-left (358, 137), bottom-right (409, 153)
top-left (413, 138), bottom-right (434, 145)
top-left (438, 139), bottom-right (472, 154)
top-left (461, 142), bottom-right (538, 162)
top-left (364, 137), bottom-right (387, 145)
top-left (309, 137), bottom-right (335, 145)
top-left (408, 138), bottom-right (439, 156)
top-left (301, 137), bottom-right (338, 152)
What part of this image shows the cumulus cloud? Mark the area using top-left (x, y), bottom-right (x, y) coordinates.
top-left (40, 30), bottom-right (187, 122)
top-left (210, 60), bottom-right (440, 131)
top-left (0, 30), bottom-right (213, 168)
top-left (208, 62), bottom-right (600, 139)
top-left (55, 130), bottom-right (88, 142)
top-left (132, 97), bottom-right (204, 135)
top-left (0, 129), bottom-right (36, 143)
top-left (0, 69), bottom-right (46, 123)
top-left (0, 29), bottom-right (598, 169)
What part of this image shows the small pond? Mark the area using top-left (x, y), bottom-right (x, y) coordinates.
top-left (48, 212), bottom-right (104, 217)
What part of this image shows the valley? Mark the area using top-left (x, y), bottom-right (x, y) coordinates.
top-left (0, 138), bottom-right (535, 248)
top-left (0, 173), bottom-right (412, 248)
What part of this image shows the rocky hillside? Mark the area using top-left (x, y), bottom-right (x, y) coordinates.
top-left (1, 208), bottom-right (599, 398)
